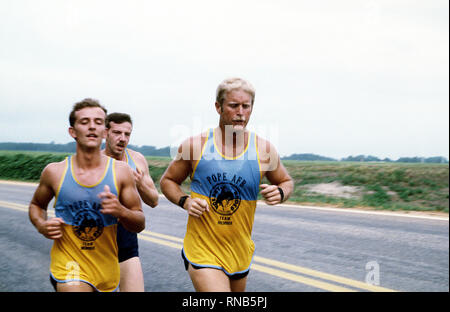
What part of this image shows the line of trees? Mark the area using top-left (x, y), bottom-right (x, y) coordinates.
top-left (283, 153), bottom-right (449, 163)
top-left (0, 142), bottom-right (170, 157)
top-left (0, 142), bottom-right (448, 163)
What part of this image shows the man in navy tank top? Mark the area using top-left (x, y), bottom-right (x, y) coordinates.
top-left (160, 78), bottom-right (294, 292)
top-left (103, 112), bottom-right (159, 292)
top-left (29, 99), bottom-right (145, 292)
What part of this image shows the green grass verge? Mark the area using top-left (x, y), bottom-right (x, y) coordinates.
top-left (1, 151), bottom-right (448, 213)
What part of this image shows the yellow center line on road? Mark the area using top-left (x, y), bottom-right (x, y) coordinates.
top-left (142, 230), bottom-right (184, 243)
top-left (138, 230), bottom-right (397, 292)
top-left (0, 200), bottom-right (29, 212)
top-left (251, 263), bottom-right (356, 292)
top-left (137, 232), bottom-right (356, 292)
top-left (1, 200), bottom-right (398, 292)
top-left (253, 256), bottom-right (396, 292)
top-left (138, 233), bottom-right (183, 250)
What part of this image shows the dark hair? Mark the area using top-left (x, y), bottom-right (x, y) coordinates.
top-left (105, 112), bottom-right (133, 129)
top-left (69, 98), bottom-right (107, 126)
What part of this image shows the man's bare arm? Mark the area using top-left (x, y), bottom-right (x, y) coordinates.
top-left (160, 137), bottom-right (210, 218)
top-left (29, 163), bottom-right (65, 239)
top-left (258, 138), bottom-right (294, 205)
top-left (160, 140), bottom-right (192, 205)
top-left (133, 152), bottom-right (159, 208)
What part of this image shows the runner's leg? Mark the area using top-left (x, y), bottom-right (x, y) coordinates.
top-left (230, 275), bottom-right (248, 292)
top-left (56, 281), bottom-right (95, 292)
top-left (119, 256), bottom-right (145, 292)
top-left (187, 264), bottom-right (231, 292)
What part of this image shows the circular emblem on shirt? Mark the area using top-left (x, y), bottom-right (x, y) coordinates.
top-left (73, 208), bottom-right (104, 241)
top-left (209, 182), bottom-right (241, 216)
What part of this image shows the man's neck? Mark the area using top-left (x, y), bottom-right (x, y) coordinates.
top-left (74, 146), bottom-right (103, 169)
top-left (215, 126), bottom-right (248, 157)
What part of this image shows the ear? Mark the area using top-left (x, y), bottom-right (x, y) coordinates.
top-left (215, 101), bottom-right (222, 114)
top-left (68, 126), bottom-right (77, 140)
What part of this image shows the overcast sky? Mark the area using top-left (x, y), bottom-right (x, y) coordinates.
top-left (0, 0), bottom-right (448, 160)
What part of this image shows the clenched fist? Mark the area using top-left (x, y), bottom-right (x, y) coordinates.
top-left (98, 185), bottom-right (125, 218)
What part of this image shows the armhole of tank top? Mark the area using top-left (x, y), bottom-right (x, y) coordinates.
top-left (112, 158), bottom-right (120, 199)
top-left (190, 130), bottom-right (210, 180)
top-left (127, 149), bottom-right (140, 172)
top-left (254, 134), bottom-right (263, 182)
top-left (53, 157), bottom-right (69, 208)
top-left (125, 149), bottom-right (129, 164)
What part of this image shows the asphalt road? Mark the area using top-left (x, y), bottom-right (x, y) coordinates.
top-left (0, 181), bottom-right (448, 292)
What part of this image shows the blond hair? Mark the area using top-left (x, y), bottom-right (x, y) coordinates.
top-left (215, 77), bottom-right (255, 107)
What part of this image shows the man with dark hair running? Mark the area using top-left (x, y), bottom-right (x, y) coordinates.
top-left (103, 112), bottom-right (159, 291)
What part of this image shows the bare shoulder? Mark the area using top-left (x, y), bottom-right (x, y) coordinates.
top-left (256, 135), bottom-right (279, 159)
top-left (177, 131), bottom-right (209, 162)
top-left (256, 134), bottom-right (280, 172)
top-left (112, 158), bottom-right (133, 182)
top-left (112, 160), bottom-right (136, 195)
top-left (38, 158), bottom-right (68, 191)
top-left (44, 158), bottom-right (68, 172)
top-left (30, 158), bottom-right (67, 206)
top-left (127, 148), bottom-right (144, 160)
top-left (114, 158), bottom-right (134, 174)
top-left (127, 148), bottom-right (148, 167)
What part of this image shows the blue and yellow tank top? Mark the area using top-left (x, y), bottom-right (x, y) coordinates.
top-left (125, 148), bottom-right (138, 171)
top-left (50, 156), bottom-right (120, 292)
top-left (183, 128), bottom-right (262, 276)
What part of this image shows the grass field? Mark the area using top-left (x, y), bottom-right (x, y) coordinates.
top-left (1, 150), bottom-right (448, 213)
top-left (280, 160), bottom-right (449, 212)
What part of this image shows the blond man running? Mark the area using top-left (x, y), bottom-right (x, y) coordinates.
top-left (160, 78), bottom-right (293, 292)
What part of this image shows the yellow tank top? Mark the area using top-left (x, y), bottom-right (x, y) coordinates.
top-left (50, 156), bottom-right (120, 291)
top-left (183, 129), bottom-right (262, 276)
